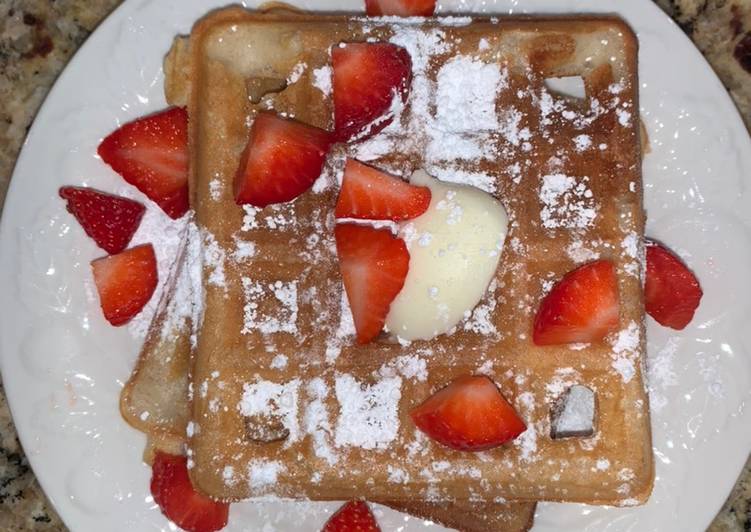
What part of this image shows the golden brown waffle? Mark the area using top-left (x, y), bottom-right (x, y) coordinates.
top-left (122, 249), bottom-right (536, 531)
top-left (177, 6), bottom-right (652, 505)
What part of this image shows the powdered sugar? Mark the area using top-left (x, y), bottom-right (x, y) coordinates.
top-left (286, 62), bottom-right (307, 84)
top-left (566, 240), bottom-right (600, 263)
top-left (539, 174), bottom-right (597, 230)
top-left (126, 208), bottom-right (189, 339)
top-left (239, 379), bottom-right (301, 444)
top-left (436, 56), bottom-right (504, 131)
top-left (334, 374), bottom-right (402, 450)
top-left (248, 460), bottom-right (284, 492)
top-left (514, 392), bottom-right (538, 462)
top-left (241, 279), bottom-right (298, 335)
top-left (573, 134), bottom-right (592, 152)
top-left (201, 228), bottom-right (227, 288)
top-left (304, 378), bottom-right (338, 465)
top-left (647, 336), bottom-right (679, 412)
top-left (209, 178), bottom-right (222, 201)
top-left (312, 65), bottom-right (332, 96)
top-left (611, 321), bottom-right (641, 383)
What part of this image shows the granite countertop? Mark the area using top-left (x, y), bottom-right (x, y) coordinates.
top-left (0, 0), bottom-right (750, 530)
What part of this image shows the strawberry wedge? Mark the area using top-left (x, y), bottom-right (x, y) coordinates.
top-left (91, 244), bottom-right (157, 326)
top-left (150, 452), bottom-right (229, 532)
top-left (365, 0), bottom-right (436, 16)
top-left (59, 186), bottom-right (144, 254)
top-left (411, 375), bottom-right (526, 452)
top-left (322, 501), bottom-right (381, 532)
top-left (332, 42), bottom-right (412, 142)
top-left (335, 159), bottom-right (431, 221)
top-left (98, 106), bottom-right (189, 219)
top-left (234, 112), bottom-right (333, 208)
top-left (334, 224), bottom-right (409, 344)
top-left (533, 260), bottom-right (620, 345)
top-left (645, 240), bottom-right (703, 330)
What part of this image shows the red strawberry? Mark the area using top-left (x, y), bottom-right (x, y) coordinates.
top-left (322, 501), bottom-right (381, 532)
top-left (150, 452), bottom-right (229, 532)
top-left (59, 186), bottom-right (145, 254)
top-left (364, 0), bottom-right (436, 16)
top-left (332, 42), bottom-right (412, 142)
top-left (91, 244), bottom-right (158, 326)
top-left (98, 106), bottom-right (189, 219)
top-left (335, 159), bottom-right (430, 221)
top-left (410, 375), bottom-right (526, 452)
top-left (334, 224), bottom-right (409, 344)
top-left (533, 260), bottom-right (620, 345)
top-left (645, 240), bottom-right (702, 330)
top-left (234, 112), bottom-right (333, 207)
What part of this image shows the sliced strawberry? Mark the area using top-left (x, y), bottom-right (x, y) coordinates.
top-left (59, 186), bottom-right (145, 254)
top-left (91, 244), bottom-right (158, 326)
top-left (322, 501), bottom-right (381, 532)
top-left (533, 260), bottom-right (620, 345)
top-left (645, 240), bottom-right (702, 330)
top-left (365, 0), bottom-right (436, 16)
top-left (234, 112), bottom-right (333, 208)
top-left (335, 159), bottom-right (430, 221)
top-left (150, 452), bottom-right (229, 532)
top-left (332, 42), bottom-right (412, 142)
top-left (411, 375), bottom-right (526, 452)
top-left (334, 224), bottom-right (409, 344)
top-left (98, 106), bottom-right (189, 219)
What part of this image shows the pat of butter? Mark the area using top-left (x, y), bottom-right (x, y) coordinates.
top-left (385, 170), bottom-right (508, 341)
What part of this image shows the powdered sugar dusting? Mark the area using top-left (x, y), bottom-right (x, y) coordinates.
top-left (304, 378), bottom-right (338, 465)
top-left (248, 460), bottom-right (284, 492)
top-left (513, 392), bottom-right (538, 462)
top-left (127, 208), bottom-right (189, 339)
top-left (239, 379), bottom-right (301, 444)
top-left (286, 62), bottom-right (307, 84)
top-left (647, 336), bottom-right (679, 412)
top-left (201, 228), bottom-right (227, 288)
top-left (334, 374), bottom-right (402, 450)
top-left (312, 65), bottom-right (332, 96)
top-left (611, 321), bottom-right (641, 383)
top-left (566, 240), bottom-right (600, 263)
top-left (436, 56), bottom-right (504, 131)
top-left (539, 174), bottom-right (597, 230)
top-left (241, 279), bottom-right (298, 335)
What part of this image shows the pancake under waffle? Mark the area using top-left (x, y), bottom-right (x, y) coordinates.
top-left (120, 247), bottom-right (536, 531)
top-left (179, 7), bottom-right (653, 505)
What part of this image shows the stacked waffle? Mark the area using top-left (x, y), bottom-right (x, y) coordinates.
top-left (121, 6), bottom-right (651, 531)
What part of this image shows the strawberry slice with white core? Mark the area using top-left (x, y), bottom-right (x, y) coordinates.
top-left (98, 106), bottom-right (189, 219)
top-left (91, 244), bottom-right (158, 326)
top-left (533, 259), bottom-right (620, 346)
top-left (364, 0), bottom-right (436, 16)
top-left (332, 42), bottom-right (412, 142)
top-left (411, 375), bottom-right (527, 451)
top-left (334, 224), bottom-right (409, 344)
top-left (645, 240), bottom-right (703, 330)
top-left (322, 501), bottom-right (381, 532)
top-left (234, 112), bottom-right (333, 207)
top-left (150, 452), bottom-right (230, 532)
top-left (335, 159), bottom-right (431, 221)
top-left (59, 186), bottom-right (145, 254)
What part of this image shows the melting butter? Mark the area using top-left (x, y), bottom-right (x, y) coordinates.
top-left (385, 170), bottom-right (508, 341)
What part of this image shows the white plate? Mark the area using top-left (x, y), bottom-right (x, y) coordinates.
top-left (1, 0), bottom-right (750, 530)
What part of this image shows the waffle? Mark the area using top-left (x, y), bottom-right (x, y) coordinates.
top-left (121, 248), bottom-right (536, 531)
top-left (176, 6), bottom-right (652, 505)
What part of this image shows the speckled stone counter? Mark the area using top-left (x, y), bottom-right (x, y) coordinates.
top-left (0, 0), bottom-right (749, 530)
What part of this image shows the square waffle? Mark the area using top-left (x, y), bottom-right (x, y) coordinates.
top-left (176, 6), bottom-right (653, 505)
